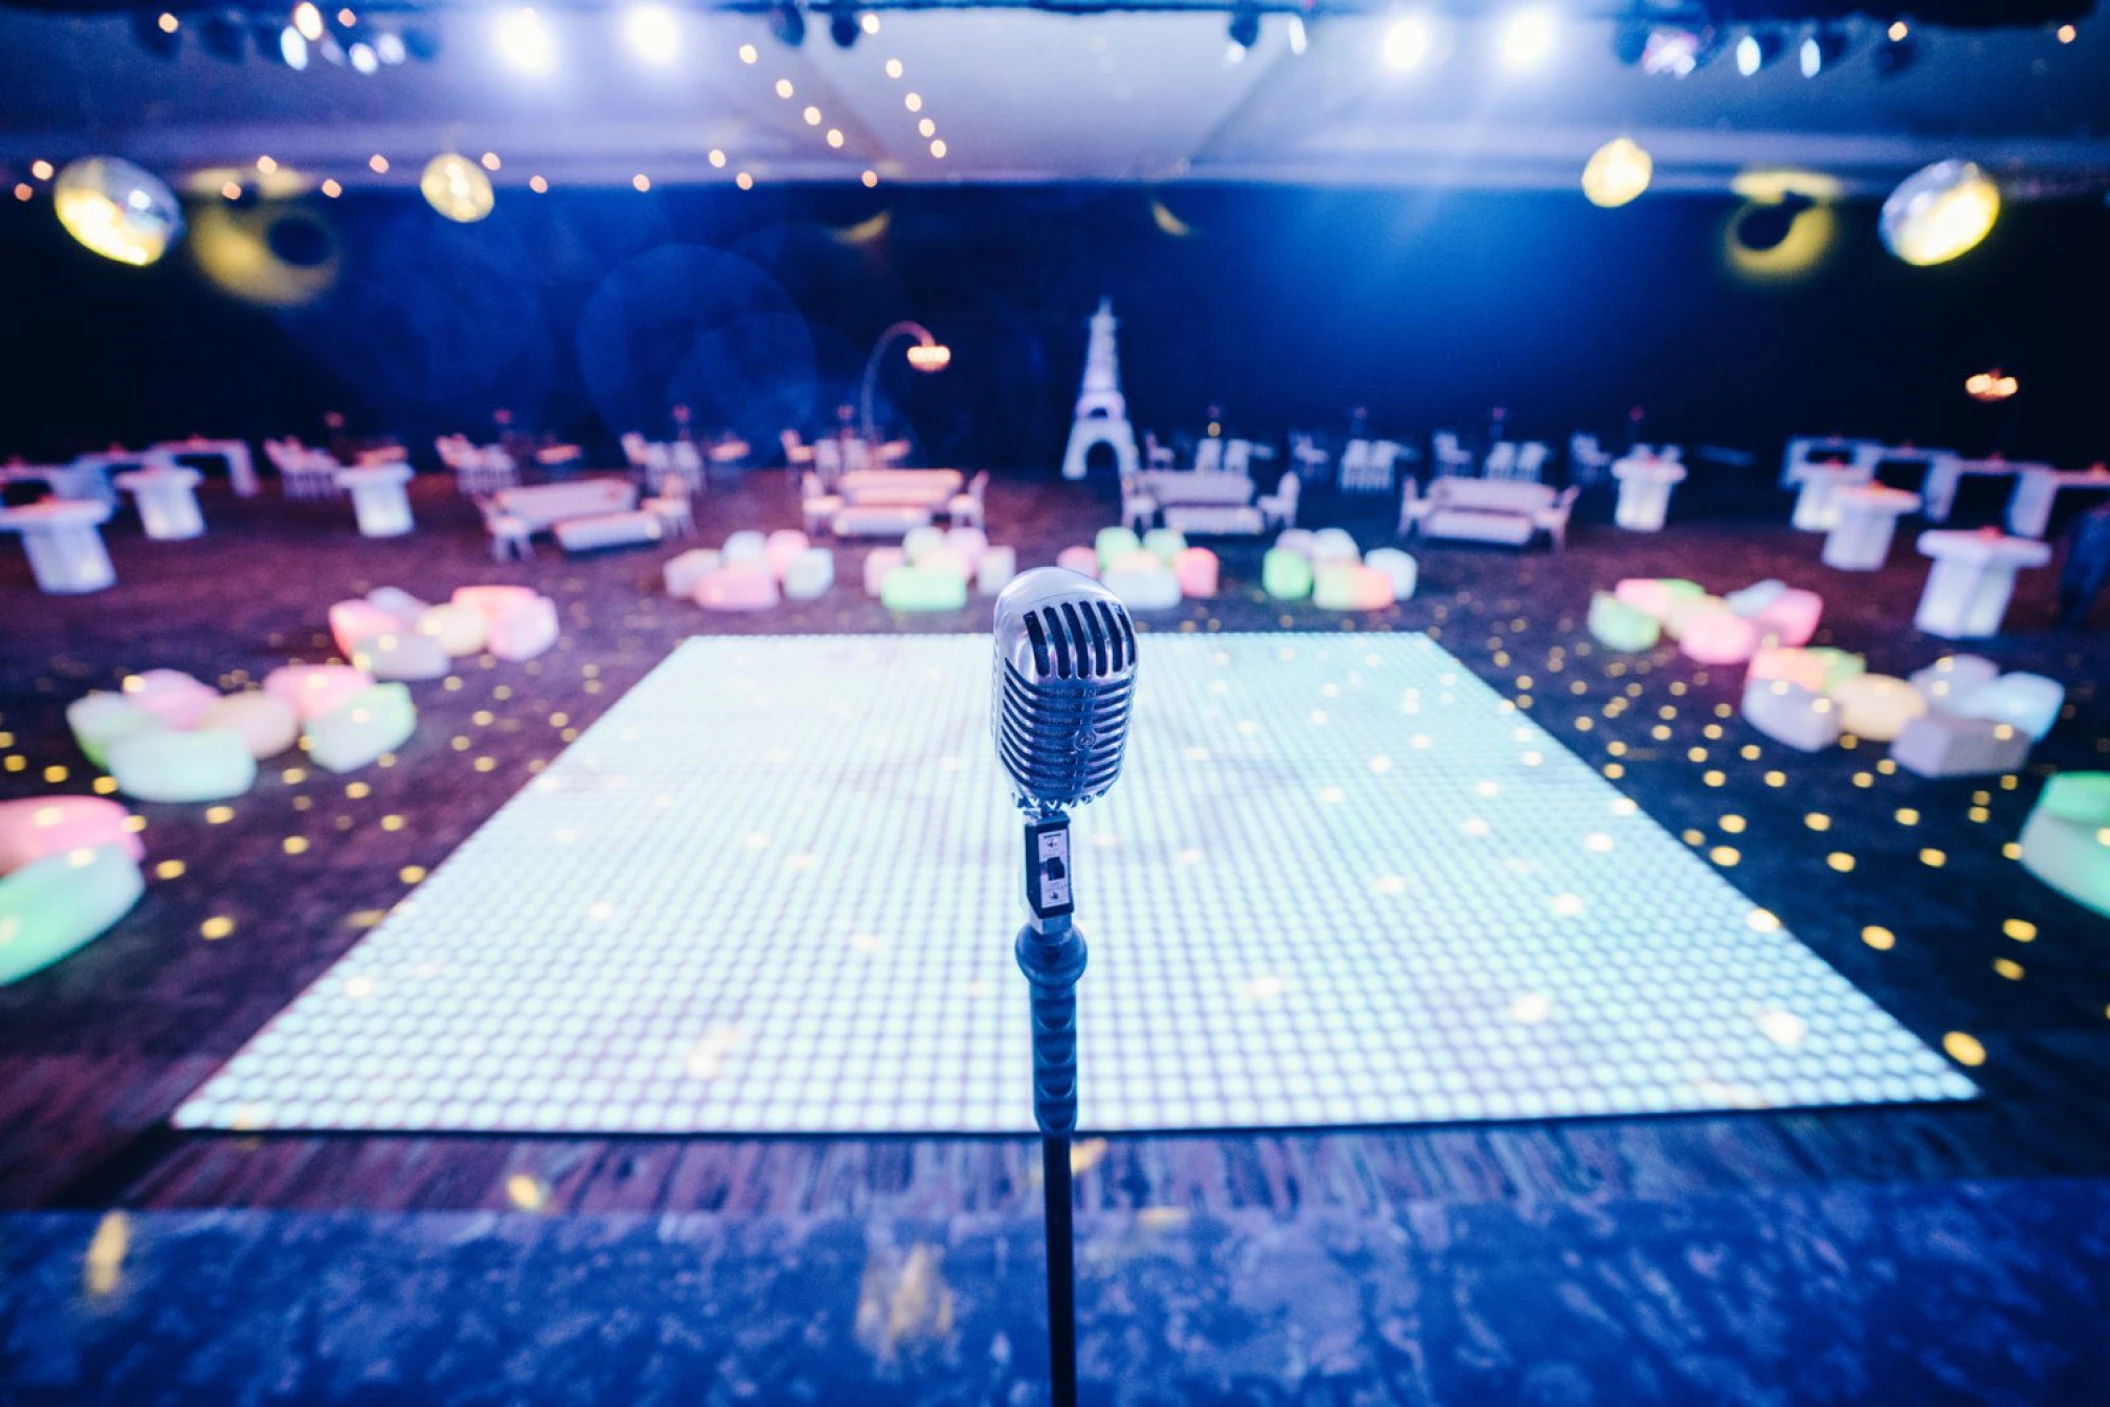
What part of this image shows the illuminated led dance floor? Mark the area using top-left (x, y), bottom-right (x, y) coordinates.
top-left (178, 634), bottom-right (1972, 1135)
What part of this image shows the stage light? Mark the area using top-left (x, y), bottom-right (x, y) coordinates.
top-left (1498, 7), bottom-right (1558, 71)
top-left (1889, 21), bottom-right (1909, 42)
top-left (279, 26), bottom-right (310, 68)
top-left (349, 40), bottom-right (377, 72)
top-left (862, 169), bottom-right (878, 188)
top-left (632, 173), bottom-right (650, 192)
top-left (133, 8), bottom-right (182, 58)
top-left (906, 343), bottom-right (951, 372)
top-left (740, 43), bottom-right (758, 63)
top-left (623, 4), bottom-right (680, 65)
top-left (885, 57), bottom-right (901, 77)
top-left (1383, 13), bottom-right (1435, 72)
top-left (157, 11), bottom-right (179, 33)
top-left (294, 3), bottom-right (324, 42)
top-left (1735, 31), bottom-right (1785, 75)
top-left (2058, 24), bottom-right (2077, 43)
top-left (1288, 15), bottom-right (1306, 55)
top-left (421, 153), bottom-right (496, 222)
top-left (929, 138), bottom-right (947, 159)
top-left (1582, 137), bottom-right (1652, 208)
top-left (1800, 29), bottom-right (1848, 78)
top-left (1966, 370), bottom-right (2019, 402)
top-left (830, 10), bottom-right (859, 49)
top-left (769, 3), bottom-right (806, 49)
top-left (31, 159), bottom-right (53, 181)
top-left (368, 154), bottom-right (389, 173)
top-left (1641, 27), bottom-right (1712, 77)
top-left (708, 148), bottom-right (725, 167)
top-left (528, 174), bottom-right (548, 192)
top-left (481, 151), bottom-right (501, 171)
top-left (52, 157), bottom-right (183, 267)
top-left (1873, 34), bottom-right (1918, 78)
top-left (320, 178), bottom-right (341, 197)
top-left (862, 12), bottom-right (879, 33)
top-left (494, 8), bottom-right (555, 75)
top-left (1881, 159), bottom-right (1999, 266)
top-left (188, 198), bottom-right (341, 307)
top-left (904, 91), bottom-right (920, 111)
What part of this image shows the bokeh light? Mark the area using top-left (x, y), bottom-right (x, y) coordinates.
top-left (420, 153), bottom-right (496, 223)
top-left (52, 157), bottom-right (183, 267)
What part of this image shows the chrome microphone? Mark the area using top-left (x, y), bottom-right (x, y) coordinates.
top-left (990, 567), bottom-right (1138, 817)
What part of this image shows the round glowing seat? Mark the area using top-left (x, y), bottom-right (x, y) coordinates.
top-left (1908, 654), bottom-right (2000, 708)
top-left (2019, 773), bottom-right (2110, 918)
top-left (783, 547), bottom-right (834, 601)
top-left (901, 525), bottom-right (947, 564)
top-left (1173, 546), bottom-right (1219, 599)
top-left (765, 529), bottom-right (811, 579)
top-left (1829, 674), bottom-right (1928, 741)
top-left (415, 602), bottom-right (488, 657)
top-left (351, 627), bottom-right (450, 682)
top-left (106, 727), bottom-right (257, 802)
top-left (697, 563), bottom-right (781, 611)
top-left (881, 565), bottom-right (969, 612)
top-left (1143, 528), bottom-right (1187, 564)
top-left (863, 546), bottom-right (905, 597)
top-left (66, 693), bottom-right (166, 769)
top-left (1055, 545), bottom-right (1099, 578)
top-left (944, 525), bottom-right (988, 566)
top-left (1363, 548), bottom-right (1417, 601)
top-left (1741, 678), bottom-right (1843, 753)
top-left (487, 594), bottom-right (559, 661)
top-left (1094, 526), bottom-right (1142, 572)
top-left (1724, 579), bottom-right (1787, 616)
top-left (1661, 593), bottom-right (1728, 641)
top-left (0, 796), bottom-right (142, 873)
top-left (1263, 548), bottom-right (1314, 601)
top-left (263, 663), bottom-right (377, 722)
top-left (1313, 563), bottom-right (1395, 612)
top-left (452, 585), bottom-right (536, 626)
top-left (721, 530), bottom-right (768, 565)
top-left (976, 545), bottom-right (1018, 595)
top-left (1953, 672), bottom-right (2064, 742)
top-left (1102, 558), bottom-right (1182, 612)
top-left (0, 499), bottom-right (116, 594)
top-left (328, 599), bottom-right (398, 658)
top-left (1613, 577), bottom-right (1703, 621)
top-left (1309, 528), bottom-right (1360, 569)
top-left (1677, 607), bottom-right (1760, 665)
top-left (198, 691), bottom-right (300, 760)
top-left (1274, 529), bottom-right (1316, 560)
top-left (334, 463), bottom-right (414, 537)
top-left (0, 843), bottom-right (145, 988)
top-left (1588, 592), bottom-right (1660, 652)
top-left (365, 587), bottom-right (429, 625)
top-left (662, 549), bottom-right (721, 602)
top-left (122, 669), bottom-right (219, 730)
top-left (1750, 588), bottom-right (1823, 647)
top-left (304, 683), bottom-right (416, 774)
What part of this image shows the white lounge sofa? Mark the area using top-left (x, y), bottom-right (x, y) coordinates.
top-left (1403, 478), bottom-right (1579, 550)
top-left (493, 478), bottom-right (637, 531)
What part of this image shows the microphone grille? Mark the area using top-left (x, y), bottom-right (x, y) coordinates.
top-left (990, 569), bottom-right (1138, 811)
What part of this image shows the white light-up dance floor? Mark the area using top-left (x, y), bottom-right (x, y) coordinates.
top-left (177, 634), bottom-right (1972, 1135)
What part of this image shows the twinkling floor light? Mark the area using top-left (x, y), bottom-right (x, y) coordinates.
top-left (177, 636), bottom-right (1972, 1136)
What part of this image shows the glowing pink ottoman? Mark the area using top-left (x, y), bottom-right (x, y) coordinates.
top-left (328, 599), bottom-right (399, 658)
top-left (863, 547), bottom-right (905, 598)
top-left (264, 663), bottom-right (378, 722)
top-left (697, 563), bottom-right (780, 612)
top-left (1056, 545), bottom-right (1099, 578)
top-left (1677, 608), bottom-right (1760, 665)
top-left (1750, 588), bottom-right (1823, 647)
top-left (765, 529), bottom-right (811, 580)
top-left (453, 585), bottom-right (537, 627)
top-left (486, 595), bottom-right (559, 662)
top-left (0, 796), bottom-right (143, 872)
top-left (1174, 547), bottom-right (1219, 599)
top-left (121, 670), bottom-right (219, 730)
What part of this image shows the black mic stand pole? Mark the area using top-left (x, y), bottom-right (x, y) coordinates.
top-left (1016, 811), bottom-right (1085, 1407)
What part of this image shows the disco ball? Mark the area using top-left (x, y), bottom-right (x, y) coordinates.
top-left (1582, 136), bottom-right (1653, 209)
top-left (420, 153), bottom-right (496, 224)
top-left (52, 157), bottom-right (184, 266)
top-left (1880, 159), bottom-right (1999, 266)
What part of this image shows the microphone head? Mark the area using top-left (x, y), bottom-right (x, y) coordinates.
top-left (991, 567), bottom-right (1138, 814)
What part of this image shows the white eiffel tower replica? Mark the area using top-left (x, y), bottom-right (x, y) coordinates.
top-left (1060, 297), bottom-right (1140, 481)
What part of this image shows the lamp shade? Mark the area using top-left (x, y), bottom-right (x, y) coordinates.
top-left (1582, 137), bottom-right (1652, 209)
top-left (53, 157), bottom-right (183, 266)
top-left (1880, 160), bottom-right (1998, 266)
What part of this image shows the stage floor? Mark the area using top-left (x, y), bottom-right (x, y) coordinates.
top-left (176, 633), bottom-right (1972, 1136)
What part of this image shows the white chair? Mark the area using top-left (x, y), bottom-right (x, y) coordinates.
top-left (1337, 440), bottom-right (1372, 492)
top-left (1569, 433), bottom-right (1614, 486)
top-left (1484, 442), bottom-right (1519, 479)
top-left (1395, 479), bottom-right (1423, 539)
top-left (265, 438), bottom-right (343, 500)
top-left (1192, 438), bottom-right (1224, 474)
top-left (1222, 440), bottom-right (1253, 477)
top-left (800, 472), bottom-right (844, 536)
top-left (780, 429), bottom-right (815, 468)
top-left (948, 470), bottom-right (988, 529)
top-left (1513, 442), bottom-right (1550, 482)
top-left (1537, 485), bottom-right (1582, 551)
top-left (477, 497), bottom-right (533, 562)
top-left (1367, 441), bottom-right (1405, 493)
top-left (813, 438), bottom-right (843, 485)
top-left (1257, 472), bottom-right (1300, 529)
top-left (621, 432), bottom-right (652, 472)
top-left (1144, 432), bottom-right (1177, 470)
top-left (642, 475), bottom-right (695, 539)
top-left (669, 440), bottom-right (705, 496)
top-left (1431, 431), bottom-right (1475, 478)
top-left (1289, 433), bottom-right (1330, 480)
top-left (1120, 476), bottom-right (1158, 534)
top-left (843, 439), bottom-right (874, 475)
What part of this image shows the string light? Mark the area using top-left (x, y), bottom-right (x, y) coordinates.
top-left (320, 179), bottom-right (342, 197)
top-left (369, 154), bottom-right (390, 173)
top-left (528, 174), bottom-right (548, 193)
top-left (481, 152), bottom-right (502, 171)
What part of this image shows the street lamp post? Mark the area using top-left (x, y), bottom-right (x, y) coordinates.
top-left (860, 320), bottom-right (951, 444)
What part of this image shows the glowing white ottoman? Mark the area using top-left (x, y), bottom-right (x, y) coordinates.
top-left (106, 728), bottom-right (257, 802)
top-left (1829, 674), bottom-right (1929, 742)
top-left (1953, 672), bottom-right (2065, 742)
top-left (976, 546), bottom-right (1018, 596)
top-left (1891, 713), bottom-right (2031, 780)
top-left (663, 549), bottom-right (722, 601)
top-left (1741, 678), bottom-right (1842, 753)
top-left (1908, 655), bottom-right (2000, 708)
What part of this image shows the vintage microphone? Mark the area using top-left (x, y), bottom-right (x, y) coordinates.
top-left (989, 567), bottom-right (1137, 1407)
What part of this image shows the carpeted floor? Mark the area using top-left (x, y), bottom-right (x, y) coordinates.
top-left (2, 463), bottom-right (2108, 1400)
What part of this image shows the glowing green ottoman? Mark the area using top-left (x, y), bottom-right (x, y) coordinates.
top-left (1142, 528), bottom-right (1187, 564)
top-left (2019, 773), bottom-right (2110, 918)
top-left (105, 727), bottom-right (257, 803)
top-left (1587, 592), bottom-right (1660, 651)
top-left (1263, 548), bottom-right (1313, 601)
top-left (66, 692), bottom-right (167, 769)
top-left (1095, 526), bottom-right (1142, 573)
top-left (0, 843), bottom-right (145, 987)
top-left (305, 683), bottom-right (417, 774)
top-left (881, 566), bottom-right (969, 612)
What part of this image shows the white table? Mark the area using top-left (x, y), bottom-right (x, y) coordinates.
top-left (1924, 457), bottom-right (2033, 524)
top-left (334, 464), bottom-right (415, 538)
top-left (115, 466), bottom-right (206, 540)
top-left (1789, 463), bottom-right (1871, 531)
top-left (152, 437), bottom-right (258, 497)
top-left (1914, 529), bottom-right (2052, 639)
top-left (1611, 456), bottom-right (1686, 532)
top-left (2007, 465), bottom-right (2110, 540)
top-left (1822, 484), bottom-right (1922, 570)
top-left (1136, 472), bottom-right (1255, 507)
top-left (0, 499), bottom-right (116, 593)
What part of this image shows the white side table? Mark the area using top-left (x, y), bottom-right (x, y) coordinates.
top-left (1611, 457), bottom-right (1687, 532)
top-left (0, 499), bottom-right (117, 593)
top-left (153, 438), bottom-right (259, 498)
top-left (2007, 466), bottom-right (2110, 540)
top-left (1923, 457), bottom-right (2029, 524)
top-left (115, 466), bottom-right (206, 540)
top-left (334, 465), bottom-right (415, 538)
top-left (1822, 484), bottom-right (1921, 570)
top-left (1914, 529), bottom-right (2052, 638)
top-left (1790, 463), bottom-right (1869, 531)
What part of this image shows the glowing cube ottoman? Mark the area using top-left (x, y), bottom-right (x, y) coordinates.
top-left (1588, 593), bottom-right (1660, 652)
top-left (976, 546), bottom-right (1019, 596)
top-left (305, 684), bottom-right (416, 774)
top-left (663, 549), bottom-right (722, 601)
top-left (199, 692), bottom-right (300, 760)
top-left (1890, 714), bottom-right (2031, 780)
top-left (1056, 546), bottom-right (1099, 578)
top-left (106, 727), bottom-right (257, 802)
top-left (0, 843), bottom-right (145, 987)
top-left (121, 670), bottom-right (219, 730)
top-left (1677, 608), bottom-right (1760, 665)
top-left (1103, 557), bottom-right (1183, 612)
top-left (697, 563), bottom-right (780, 612)
top-left (1263, 549), bottom-right (1314, 601)
top-left (2019, 774), bottom-right (2110, 918)
top-left (66, 693), bottom-right (167, 769)
top-left (1313, 564), bottom-right (1395, 612)
top-left (1742, 678), bottom-right (1843, 753)
top-left (1613, 578), bottom-right (1704, 621)
top-left (1173, 547), bottom-right (1219, 600)
top-left (1953, 673), bottom-right (2065, 742)
top-left (782, 548), bottom-right (834, 601)
top-left (1909, 655), bottom-right (2000, 708)
top-left (1095, 527), bottom-right (1142, 572)
top-left (0, 796), bottom-right (142, 872)
top-left (265, 664), bottom-right (379, 723)
top-left (1828, 674), bottom-right (1928, 742)
top-left (1363, 548), bottom-right (1417, 602)
top-left (881, 565), bottom-right (969, 612)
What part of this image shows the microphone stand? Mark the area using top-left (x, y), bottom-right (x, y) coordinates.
top-left (1016, 812), bottom-right (1085, 1407)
